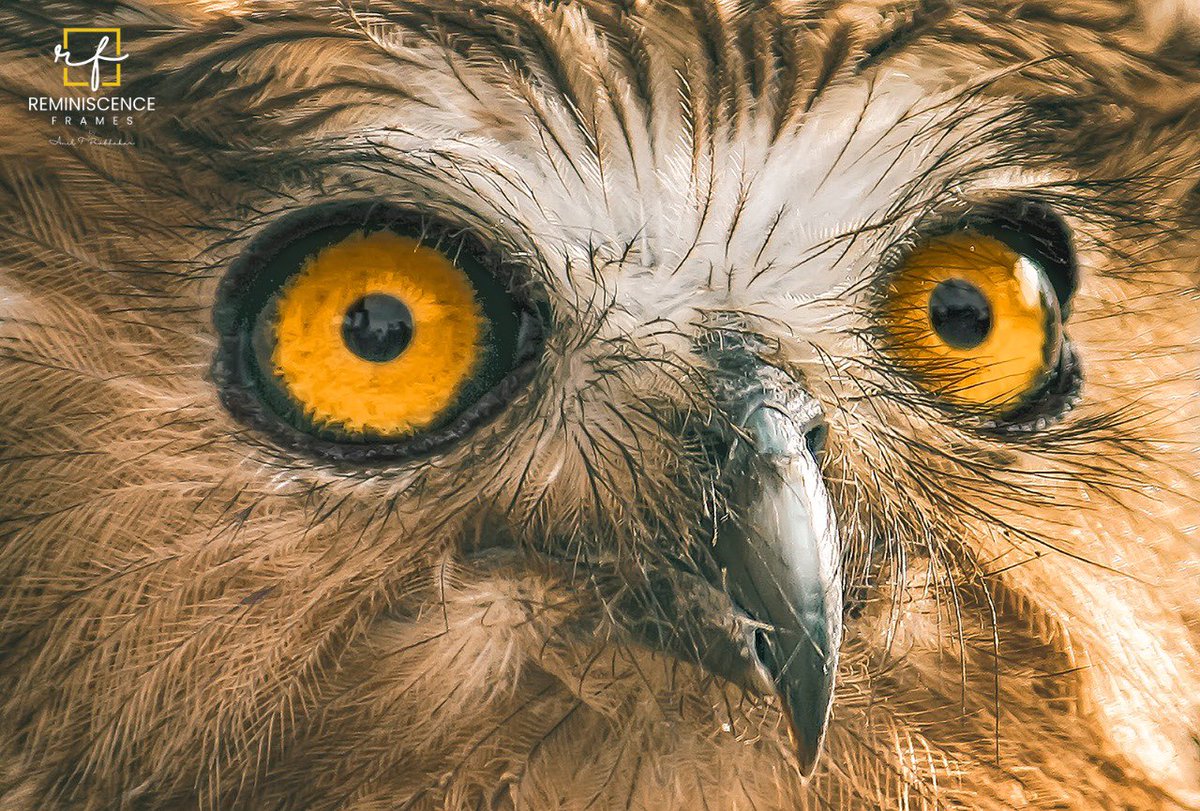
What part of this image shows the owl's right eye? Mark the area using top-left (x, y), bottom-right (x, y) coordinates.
top-left (214, 203), bottom-right (544, 461)
top-left (880, 205), bottom-right (1083, 430)
top-left (882, 231), bottom-right (1064, 412)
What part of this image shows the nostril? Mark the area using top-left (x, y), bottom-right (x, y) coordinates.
top-left (753, 627), bottom-right (771, 664)
top-left (804, 422), bottom-right (828, 460)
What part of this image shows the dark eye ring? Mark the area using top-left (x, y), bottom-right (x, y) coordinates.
top-left (881, 199), bottom-right (1083, 432)
top-left (212, 202), bottom-right (545, 463)
top-left (966, 200), bottom-right (1083, 432)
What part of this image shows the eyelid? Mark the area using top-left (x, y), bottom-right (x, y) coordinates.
top-left (214, 200), bottom-right (548, 331)
top-left (871, 197), bottom-right (1078, 316)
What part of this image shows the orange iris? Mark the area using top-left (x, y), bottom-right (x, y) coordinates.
top-left (883, 232), bottom-right (1063, 411)
top-left (269, 231), bottom-right (483, 436)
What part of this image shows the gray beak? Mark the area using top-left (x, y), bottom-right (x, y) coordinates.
top-left (709, 336), bottom-right (843, 776)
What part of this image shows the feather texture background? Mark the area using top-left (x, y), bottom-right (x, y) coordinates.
top-left (0, 1), bottom-right (1198, 808)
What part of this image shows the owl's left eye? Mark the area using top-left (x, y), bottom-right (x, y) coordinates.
top-left (215, 203), bottom-right (543, 460)
top-left (881, 225), bottom-right (1080, 424)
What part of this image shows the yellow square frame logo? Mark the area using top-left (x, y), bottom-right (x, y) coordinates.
top-left (61, 28), bottom-right (122, 88)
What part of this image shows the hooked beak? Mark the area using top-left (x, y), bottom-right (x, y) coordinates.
top-left (464, 333), bottom-right (844, 777)
top-left (710, 336), bottom-right (843, 777)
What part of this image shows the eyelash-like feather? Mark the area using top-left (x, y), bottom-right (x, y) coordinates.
top-left (1, 1), bottom-right (1198, 809)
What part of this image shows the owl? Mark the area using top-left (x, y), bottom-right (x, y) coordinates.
top-left (1, 0), bottom-right (1198, 808)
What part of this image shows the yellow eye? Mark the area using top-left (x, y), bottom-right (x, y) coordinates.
top-left (883, 232), bottom-right (1064, 412)
top-left (216, 205), bottom-right (542, 456)
top-left (267, 231), bottom-right (482, 436)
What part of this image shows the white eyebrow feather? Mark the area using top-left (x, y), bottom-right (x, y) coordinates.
top-left (356, 67), bottom-right (1016, 332)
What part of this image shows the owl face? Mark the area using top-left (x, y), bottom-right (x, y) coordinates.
top-left (1, 1), bottom-right (1198, 809)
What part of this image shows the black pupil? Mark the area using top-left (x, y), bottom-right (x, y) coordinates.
top-left (928, 279), bottom-right (992, 350)
top-left (341, 293), bottom-right (414, 363)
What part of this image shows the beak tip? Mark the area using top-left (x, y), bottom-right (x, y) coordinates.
top-left (774, 657), bottom-right (836, 777)
top-left (782, 697), bottom-right (829, 778)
